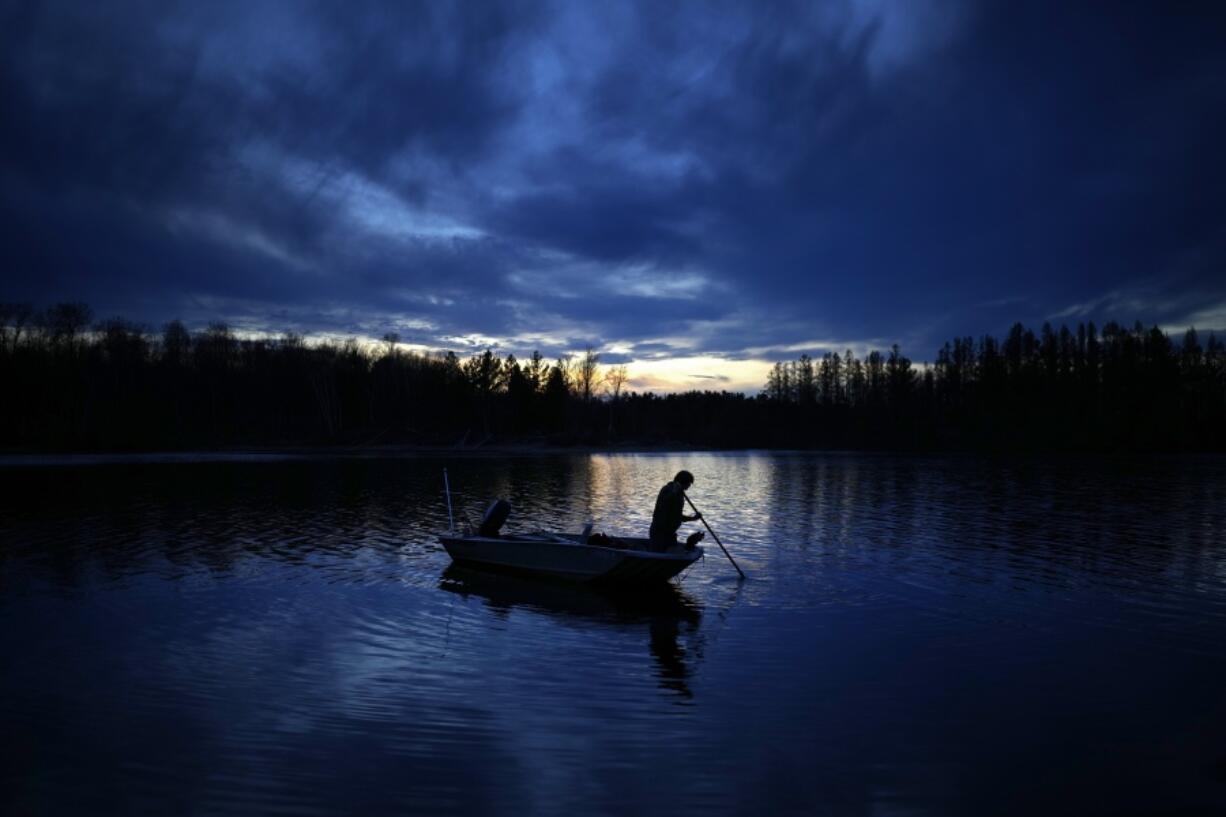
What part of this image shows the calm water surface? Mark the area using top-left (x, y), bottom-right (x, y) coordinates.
top-left (2, 452), bottom-right (1225, 816)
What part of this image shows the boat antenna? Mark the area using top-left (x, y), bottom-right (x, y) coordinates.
top-left (443, 468), bottom-right (455, 534)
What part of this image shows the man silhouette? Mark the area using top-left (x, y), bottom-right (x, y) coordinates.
top-left (648, 470), bottom-right (702, 551)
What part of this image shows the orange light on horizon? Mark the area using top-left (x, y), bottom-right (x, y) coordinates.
top-left (624, 356), bottom-right (771, 395)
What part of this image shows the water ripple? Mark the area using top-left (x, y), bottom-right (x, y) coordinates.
top-left (3, 452), bottom-right (1226, 816)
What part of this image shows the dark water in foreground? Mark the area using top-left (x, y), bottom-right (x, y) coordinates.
top-left (2, 452), bottom-right (1225, 816)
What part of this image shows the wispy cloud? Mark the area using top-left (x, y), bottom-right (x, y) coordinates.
top-left (1163, 300), bottom-right (1226, 335)
top-left (1049, 282), bottom-right (1226, 334)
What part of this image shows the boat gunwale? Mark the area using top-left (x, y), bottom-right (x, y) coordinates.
top-left (439, 533), bottom-right (703, 563)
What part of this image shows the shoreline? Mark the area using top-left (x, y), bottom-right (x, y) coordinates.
top-left (1, 442), bottom-right (1221, 468)
top-left (0, 441), bottom-right (750, 467)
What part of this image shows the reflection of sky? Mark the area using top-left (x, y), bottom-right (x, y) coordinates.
top-left (4, 4), bottom-right (1226, 392)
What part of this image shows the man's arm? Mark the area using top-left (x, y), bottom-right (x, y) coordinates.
top-left (677, 487), bottom-right (700, 521)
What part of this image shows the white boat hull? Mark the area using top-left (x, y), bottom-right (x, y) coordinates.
top-left (439, 533), bottom-right (702, 584)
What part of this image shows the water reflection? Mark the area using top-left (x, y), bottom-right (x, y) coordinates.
top-left (439, 565), bottom-right (702, 700)
top-left (3, 452), bottom-right (1226, 816)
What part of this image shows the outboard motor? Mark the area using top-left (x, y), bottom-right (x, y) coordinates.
top-left (478, 499), bottom-right (512, 537)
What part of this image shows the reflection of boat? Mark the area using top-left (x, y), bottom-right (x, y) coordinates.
top-left (439, 565), bottom-right (702, 699)
top-left (439, 532), bottom-right (703, 584)
top-left (439, 564), bottom-right (701, 624)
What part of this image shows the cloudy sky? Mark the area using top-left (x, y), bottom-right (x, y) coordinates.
top-left (3, 1), bottom-right (1224, 391)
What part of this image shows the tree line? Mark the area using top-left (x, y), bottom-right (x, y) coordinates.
top-left (761, 322), bottom-right (1226, 450)
top-left (1, 302), bottom-right (1223, 452)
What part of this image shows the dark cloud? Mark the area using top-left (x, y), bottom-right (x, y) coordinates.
top-left (481, 159), bottom-right (707, 264)
top-left (2, 0), bottom-right (1225, 378)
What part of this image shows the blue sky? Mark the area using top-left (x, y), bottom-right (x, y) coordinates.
top-left (2, 1), bottom-right (1224, 390)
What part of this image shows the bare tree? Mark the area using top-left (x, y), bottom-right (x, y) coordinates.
top-left (97, 317), bottom-right (147, 364)
top-left (0, 302), bottom-right (34, 353)
top-left (605, 363), bottom-right (629, 399)
top-left (576, 346), bottom-right (601, 403)
top-left (46, 302), bottom-right (93, 351)
top-left (605, 363), bottom-right (629, 434)
top-left (162, 320), bottom-right (191, 366)
top-left (196, 322), bottom-right (237, 370)
top-left (554, 354), bottom-right (576, 395)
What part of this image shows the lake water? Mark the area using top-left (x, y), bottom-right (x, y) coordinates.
top-left (2, 451), bottom-right (1225, 816)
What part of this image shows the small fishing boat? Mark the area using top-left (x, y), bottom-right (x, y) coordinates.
top-left (439, 530), bottom-right (702, 584)
top-left (437, 472), bottom-right (722, 585)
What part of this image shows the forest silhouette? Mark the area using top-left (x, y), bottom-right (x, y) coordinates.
top-left (1, 302), bottom-right (1223, 452)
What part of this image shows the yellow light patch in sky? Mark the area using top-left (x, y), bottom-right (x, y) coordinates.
top-left (625, 356), bottom-right (771, 394)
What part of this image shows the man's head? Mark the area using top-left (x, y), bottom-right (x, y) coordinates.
top-left (673, 470), bottom-right (694, 489)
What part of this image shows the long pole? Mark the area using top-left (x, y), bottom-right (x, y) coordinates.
top-left (444, 468), bottom-right (455, 534)
top-left (683, 492), bottom-right (745, 579)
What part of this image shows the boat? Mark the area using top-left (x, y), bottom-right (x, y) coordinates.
top-left (438, 530), bottom-right (703, 584)
top-left (436, 481), bottom-right (703, 585)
